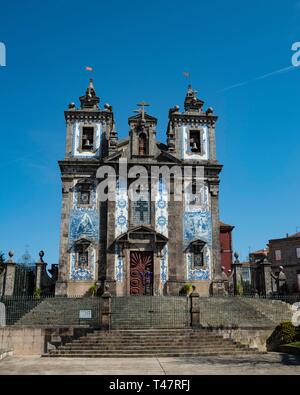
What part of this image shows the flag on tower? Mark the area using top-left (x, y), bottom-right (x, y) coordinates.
top-left (183, 71), bottom-right (190, 78)
top-left (86, 66), bottom-right (93, 71)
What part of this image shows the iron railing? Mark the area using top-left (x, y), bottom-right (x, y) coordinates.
top-left (0, 294), bottom-right (298, 329)
top-left (197, 296), bottom-right (296, 328)
top-left (0, 296), bottom-right (103, 327)
top-left (111, 296), bottom-right (190, 329)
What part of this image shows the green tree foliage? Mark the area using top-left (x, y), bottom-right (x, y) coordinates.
top-left (275, 321), bottom-right (297, 345)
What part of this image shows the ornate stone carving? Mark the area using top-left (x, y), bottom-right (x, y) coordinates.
top-left (209, 183), bottom-right (219, 197)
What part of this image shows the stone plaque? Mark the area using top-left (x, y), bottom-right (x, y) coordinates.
top-left (0, 302), bottom-right (6, 327)
top-left (79, 309), bottom-right (92, 319)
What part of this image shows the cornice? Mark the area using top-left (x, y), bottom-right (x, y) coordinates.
top-left (64, 110), bottom-right (113, 122)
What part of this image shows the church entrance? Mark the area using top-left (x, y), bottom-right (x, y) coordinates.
top-left (130, 251), bottom-right (153, 295)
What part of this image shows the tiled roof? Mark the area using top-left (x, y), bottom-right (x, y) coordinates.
top-left (288, 232), bottom-right (300, 238)
top-left (250, 248), bottom-right (269, 255)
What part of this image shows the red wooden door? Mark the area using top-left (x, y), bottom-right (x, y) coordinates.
top-left (130, 252), bottom-right (153, 295)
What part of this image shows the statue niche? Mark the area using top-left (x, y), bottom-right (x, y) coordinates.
top-left (138, 132), bottom-right (147, 156)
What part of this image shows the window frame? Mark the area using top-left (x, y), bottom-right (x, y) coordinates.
top-left (78, 125), bottom-right (97, 153)
top-left (79, 190), bottom-right (91, 206)
top-left (78, 250), bottom-right (89, 270)
top-left (190, 241), bottom-right (206, 269)
top-left (275, 249), bottom-right (282, 261)
top-left (75, 181), bottom-right (94, 209)
top-left (187, 128), bottom-right (205, 156)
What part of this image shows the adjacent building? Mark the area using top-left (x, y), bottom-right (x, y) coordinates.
top-left (268, 233), bottom-right (300, 293)
top-left (219, 221), bottom-right (234, 276)
top-left (250, 234), bottom-right (300, 295)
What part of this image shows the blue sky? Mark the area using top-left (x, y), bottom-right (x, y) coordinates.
top-left (0, 0), bottom-right (300, 264)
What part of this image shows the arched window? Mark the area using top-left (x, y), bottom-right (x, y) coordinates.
top-left (139, 133), bottom-right (147, 156)
top-left (73, 239), bottom-right (91, 271)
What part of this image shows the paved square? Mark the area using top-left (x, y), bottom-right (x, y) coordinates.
top-left (0, 353), bottom-right (299, 375)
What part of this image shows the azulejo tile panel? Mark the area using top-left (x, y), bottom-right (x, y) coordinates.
top-left (69, 209), bottom-right (99, 245)
top-left (69, 183), bottom-right (99, 281)
top-left (183, 184), bottom-right (212, 281)
top-left (114, 179), bottom-right (128, 282)
top-left (186, 246), bottom-right (211, 281)
top-left (70, 248), bottom-right (96, 281)
top-left (114, 244), bottom-right (124, 283)
top-left (160, 246), bottom-right (168, 285)
top-left (155, 178), bottom-right (168, 284)
top-left (115, 179), bottom-right (128, 238)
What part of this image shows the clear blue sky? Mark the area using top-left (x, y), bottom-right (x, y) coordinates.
top-left (0, 0), bottom-right (300, 264)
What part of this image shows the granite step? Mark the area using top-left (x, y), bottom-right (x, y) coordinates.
top-left (44, 327), bottom-right (260, 358)
top-left (45, 350), bottom-right (259, 358)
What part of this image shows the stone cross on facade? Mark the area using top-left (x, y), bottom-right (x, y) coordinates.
top-left (136, 200), bottom-right (148, 221)
top-left (136, 102), bottom-right (150, 122)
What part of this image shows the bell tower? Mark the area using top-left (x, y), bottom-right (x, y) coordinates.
top-left (166, 85), bottom-right (217, 161)
top-left (166, 85), bottom-right (223, 294)
top-left (129, 102), bottom-right (157, 158)
top-left (56, 79), bottom-right (117, 296)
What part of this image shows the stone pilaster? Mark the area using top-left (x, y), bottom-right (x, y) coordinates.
top-left (4, 251), bottom-right (15, 296)
top-left (209, 183), bottom-right (221, 279)
top-left (101, 285), bottom-right (112, 330)
top-left (106, 199), bottom-right (117, 295)
top-left (65, 120), bottom-right (74, 158)
top-left (56, 178), bottom-right (73, 296)
top-left (208, 123), bottom-right (217, 161)
top-left (166, 192), bottom-right (185, 295)
top-left (261, 258), bottom-right (272, 296)
top-left (190, 287), bottom-right (200, 327)
top-left (35, 251), bottom-right (46, 291)
top-left (232, 253), bottom-right (243, 295)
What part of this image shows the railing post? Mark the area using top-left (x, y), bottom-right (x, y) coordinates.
top-left (190, 286), bottom-right (200, 328)
top-left (35, 251), bottom-right (46, 291)
top-left (261, 257), bottom-right (272, 296)
top-left (101, 284), bottom-right (111, 330)
top-left (4, 251), bottom-right (16, 296)
top-left (232, 252), bottom-right (244, 296)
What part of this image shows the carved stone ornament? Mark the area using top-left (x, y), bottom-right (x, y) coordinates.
top-left (209, 184), bottom-right (219, 197)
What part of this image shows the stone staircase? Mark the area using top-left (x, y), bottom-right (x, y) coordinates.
top-left (44, 329), bottom-right (261, 358)
top-left (240, 298), bottom-right (293, 324)
top-left (0, 297), bottom-right (42, 325)
top-left (198, 297), bottom-right (293, 328)
top-left (14, 298), bottom-right (102, 327)
top-left (0, 349), bottom-right (13, 361)
top-left (111, 296), bottom-right (189, 329)
top-left (10, 296), bottom-right (293, 330)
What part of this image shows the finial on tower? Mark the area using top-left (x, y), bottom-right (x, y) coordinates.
top-left (88, 78), bottom-right (95, 94)
top-left (79, 78), bottom-right (100, 109)
top-left (184, 85), bottom-right (204, 113)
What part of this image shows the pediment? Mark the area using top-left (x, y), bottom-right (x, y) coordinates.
top-left (113, 226), bottom-right (168, 247)
top-left (184, 238), bottom-right (207, 252)
top-left (128, 113), bottom-right (157, 122)
top-left (156, 150), bottom-right (181, 164)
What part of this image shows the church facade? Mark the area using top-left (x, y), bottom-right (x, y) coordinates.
top-left (55, 80), bottom-right (223, 296)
